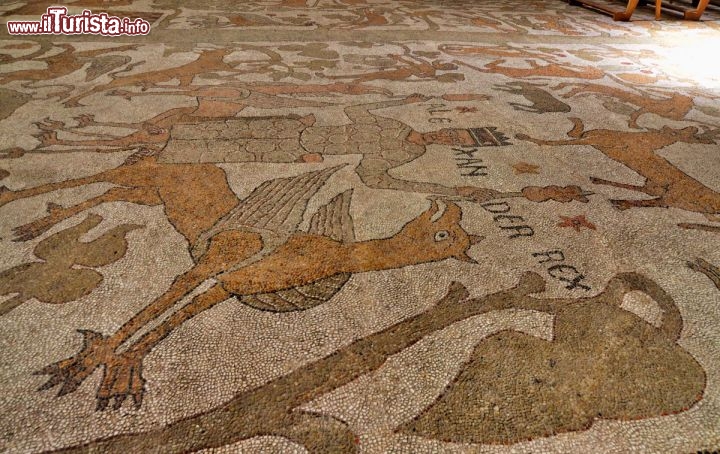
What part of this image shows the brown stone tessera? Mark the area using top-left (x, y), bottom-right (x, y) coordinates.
top-left (0, 0), bottom-right (719, 452)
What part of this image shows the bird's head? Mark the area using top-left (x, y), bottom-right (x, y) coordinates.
top-left (395, 199), bottom-right (484, 264)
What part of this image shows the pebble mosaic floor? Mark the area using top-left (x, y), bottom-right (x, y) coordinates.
top-left (1, 0), bottom-right (719, 452)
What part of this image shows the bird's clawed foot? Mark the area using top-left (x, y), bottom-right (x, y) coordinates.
top-left (34, 130), bottom-right (59, 146)
top-left (74, 114), bottom-right (96, 128)
top-left (35, 329), bottom-right (114, 398)
top-left (96, 349), bottom-right (146, 411)
top-left (35, 329), bottom-right (147, 410)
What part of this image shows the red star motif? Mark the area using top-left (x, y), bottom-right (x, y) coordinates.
top-left (557, 215), bottom-right (596, 232)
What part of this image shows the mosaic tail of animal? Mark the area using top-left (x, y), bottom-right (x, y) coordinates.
top-left (35, 167), bottom-right (484, 410)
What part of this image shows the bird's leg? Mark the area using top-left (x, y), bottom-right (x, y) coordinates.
top-left (36, 230), bottom-right (261, 408)
top-left (0, 170), bottom-right (106, 209)
top-left (35, 266), bottom-right (220, 408)
top-left (88, 230), bottom-right (267, 410)
top-left (93, 284), bottom-right (232, 410)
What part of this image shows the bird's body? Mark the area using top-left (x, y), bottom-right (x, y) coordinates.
top-left (37, 165), bottom-right (483, 409)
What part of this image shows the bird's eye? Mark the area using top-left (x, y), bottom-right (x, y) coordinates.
top-left (434, 230), bottom-right (450, 241)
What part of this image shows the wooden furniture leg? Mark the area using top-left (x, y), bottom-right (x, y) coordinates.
top-left (684, 0), bottom-right (709, 19)
top-left (569, 0), bottom-right (642, 21)
top-left (656, 0), bottom-right (710, 19)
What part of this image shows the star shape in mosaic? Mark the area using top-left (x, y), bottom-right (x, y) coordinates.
top-left (558, 215), bottom-right (597, 232)
top-left (512, 161), bottom-right (541, 174)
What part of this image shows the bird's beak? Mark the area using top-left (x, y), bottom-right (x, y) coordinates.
top-left (455, 252), bottom-right (479, 264)
top-left (454, 235), bottom-right (483, 264)
top-left (469, 234), bottom-right (485, 245)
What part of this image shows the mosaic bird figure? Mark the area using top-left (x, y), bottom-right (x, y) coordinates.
top-left (37, 165), bottom-right (484, 410)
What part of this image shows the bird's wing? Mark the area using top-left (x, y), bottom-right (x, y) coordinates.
top-left (306, 189), bottom-right (355, 243)
top-left (218, 164), bottom-right (344, 235)
top-left (238, 189), bottom-right (356, 313)
top-left (191, 165), bottom-right (345, 260)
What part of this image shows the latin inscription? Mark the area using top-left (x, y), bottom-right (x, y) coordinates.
top-left (481, 201), bottom-right (590, 291)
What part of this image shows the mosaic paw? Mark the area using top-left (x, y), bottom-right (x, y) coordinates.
top-left (96, 350), bottom-right (147, 411)
top-left (35, 329), bottom-right (114, 398)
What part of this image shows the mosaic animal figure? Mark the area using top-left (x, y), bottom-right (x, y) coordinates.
top-left (440, 45), bottom-right (604, 80)
top-left (2, 94), bottom-right (514, 241)
top-left (494, 81), bottom-right (571, 114)
top-left (0, 214), bottom-right (141, 316)
top-left (1, 94), bottom-right (586, 245)
top-left (466, 58), bottom-right (604, 80)
top-left (25, 82), bottom-right (385, 156)
top-left (161, 94), bottom-right (511, 198)
top-left (0, 43), bottom-right (137, 86)
top-left (517, 118), bottom-right (720, 220)
top-left (51, 272), bottom-right (706, 453)
top-left (35, 166), bottom-right (484, 410)
top-left (555, 82), bottom-right (695, 128)
top-left (62, 47), bottom-right (239, 107)
top-left (326, 53), bottom-right (460, 83)
top-left (0, 153), bottom-right (240, 244)
top-left (401, 272), bottom-right (706, 444)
